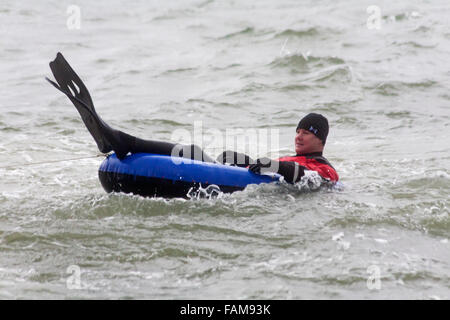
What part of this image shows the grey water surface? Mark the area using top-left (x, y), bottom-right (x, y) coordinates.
top-left (0, 0), bottom-right (449, 299)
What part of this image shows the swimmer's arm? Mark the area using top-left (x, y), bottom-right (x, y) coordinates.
top-left (249, 159), bottom-right (306, 183)
top-left (276, 161), bottom-right (306, 183)
top-left (216, 150), bottom-right (254, 167)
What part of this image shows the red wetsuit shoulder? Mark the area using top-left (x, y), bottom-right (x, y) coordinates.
top-left (277, 155), bottom-right (339, 182)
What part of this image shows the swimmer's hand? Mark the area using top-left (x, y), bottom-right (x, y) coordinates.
top-left (250, 159), bottom-right (307, 183)
top-left (217, 151), bottom-right (254, 167)
top-left (248, 157), bottom-right (276, 174)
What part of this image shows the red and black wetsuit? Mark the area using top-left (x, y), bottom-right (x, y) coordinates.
top-left (217, 150), bottom-right (339, 184)
top-left (276, 152), bottom-right (339, 183)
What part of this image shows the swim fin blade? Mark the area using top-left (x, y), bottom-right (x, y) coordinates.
top-left (47, 53), bottom-right (112, 154)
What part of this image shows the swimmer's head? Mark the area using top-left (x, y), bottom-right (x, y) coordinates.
top-left (295, 113), bottom-right (329, 154)
top-left (296, 113), bottom-right (329, 145)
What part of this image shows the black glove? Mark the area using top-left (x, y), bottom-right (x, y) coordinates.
top-left (217, 151), bottom-right (254, 167)
top-left (248, 157), bottom-right (273, 174)
top-left (249, 158), bottom-right (307, 183)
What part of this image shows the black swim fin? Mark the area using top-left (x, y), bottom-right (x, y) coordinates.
top-left (47, 52), bottom-right (112, 153)
top-left (46, 53), bottom-right (129, 159)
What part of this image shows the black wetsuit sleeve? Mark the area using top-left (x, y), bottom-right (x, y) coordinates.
top-left (274, 161), bottom-right (306, 183)
top-left (216, 151), bottom-right (255, 167)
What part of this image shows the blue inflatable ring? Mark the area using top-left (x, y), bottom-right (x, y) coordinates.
top-left (98, 153), bottom-right (281, 198)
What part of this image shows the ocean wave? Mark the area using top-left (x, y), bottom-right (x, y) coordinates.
top-left (216, 27), bottom-right (256, 40)
top-left (382, 11), bottom-right (422, 22)
top-left (276, 83), bottom-right (311, 92)
top-left (160, 67), bottom-right (197, 75)
top-left (390, 174), bottom-right (450, 191)
top-left (412, 25), bottom-right (432, 33)
top-left (269, 55), bottom-right (353, 84)
top-left (0, 126), bottom-right (21, 132)
top-left (273, 27), bottom-right (320, 39)
top-left (391, 40), bottom-right (437, 49)
top-left (124, 118), bottom-right (186, 128)
top-left (312, 98), bottom-right (362, 113)
top-left (151, 8), bottom-right (195, 21)
top-left (307, 65), bottom-right (353, 83)
top-left (269, 54), bottom-right (345, 70)
top-left (326, 192), bottom-right (449, 238)
top-left (367, 80), bottom-right (438, 96)
top-left (384, 111), bottom-right (413, 119)
top-left (225, 82), bottom-right (271, 96)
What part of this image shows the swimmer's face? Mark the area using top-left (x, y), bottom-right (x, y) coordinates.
top-left (295, 129), bottom-right (324, 155)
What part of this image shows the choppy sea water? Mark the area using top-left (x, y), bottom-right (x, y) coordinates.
top-left (0, 0), bottom-right (449, 299)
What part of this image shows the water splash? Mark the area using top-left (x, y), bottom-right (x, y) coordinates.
top-left (294, 170), bottom-right (324, 191)
top-left (187, 184), bottom-right (224, 200)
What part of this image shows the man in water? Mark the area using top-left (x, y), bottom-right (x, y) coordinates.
top-left (46, 53), bottom-right (338, 185)
top-left (218, 112), bottom-right (338, 183)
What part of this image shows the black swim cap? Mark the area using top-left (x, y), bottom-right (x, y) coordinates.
top-left (296, 113), bottom-right (329, 145)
